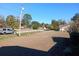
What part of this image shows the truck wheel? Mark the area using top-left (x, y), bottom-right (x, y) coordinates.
top-left (4, 32), bottom-right (6, 34)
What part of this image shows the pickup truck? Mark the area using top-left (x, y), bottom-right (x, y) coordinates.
top-left (0, 28), bottom-right (14, 34)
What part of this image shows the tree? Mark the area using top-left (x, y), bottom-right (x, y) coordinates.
top-left (58, 19), bottom-right (66, 25)
top-left (71, 13), bottom-right (79, 28)
top-left (6, 15), bottom-right (19, 29)
top-left (70, 13), bottom-right (79, 32)
top-left (40, 23), bottom-right (48, 27)
top-left (69, 21), bottom-right (78, 32)
top-left (50, 20), bottom-right (59, 30)
top-left (22, 14), bottom-right (32, 28)
top-left (71, 13), bottom-right (79, 21)
top-left (40, 23), bottom-right (45, 27)
top-left (0, 16), bottom-right (5, 28)
top-left (31, 21), bottom-right (40, 29)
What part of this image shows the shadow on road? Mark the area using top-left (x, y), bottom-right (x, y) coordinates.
top-left (0, 36), bottom-right (75, 56)
top-left (0, 46), bottom-right (47, 56)
top-left (48, 37), bottom-right (71, 56)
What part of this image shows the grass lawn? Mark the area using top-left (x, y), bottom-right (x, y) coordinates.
top-left (0, 32), bottom-right (40, 41)
top-left (0, 34), bottom-right (16, 41)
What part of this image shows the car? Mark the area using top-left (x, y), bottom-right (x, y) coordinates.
top-left (0, 28), bottom-right (14, 34)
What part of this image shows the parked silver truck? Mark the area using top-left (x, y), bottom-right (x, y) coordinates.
top-left (0, 28), bottom-right (14, 34)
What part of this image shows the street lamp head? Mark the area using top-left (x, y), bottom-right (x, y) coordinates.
top-left (22, 7), bottom-right (24, 10)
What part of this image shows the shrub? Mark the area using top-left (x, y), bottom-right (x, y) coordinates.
top-left (31, 21), bottom-right (40, 29)
top-left (32, 24), bottom-right (39, 29)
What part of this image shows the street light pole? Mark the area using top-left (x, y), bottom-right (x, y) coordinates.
top-left (18, 7), bottom-right (24, 36)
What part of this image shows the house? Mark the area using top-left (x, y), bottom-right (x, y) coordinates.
top-left (42, 24), bottom-right (48, 30)
top-left (59, 24), bottom-right (70, 32)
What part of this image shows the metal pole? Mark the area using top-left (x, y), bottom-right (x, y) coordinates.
top-left (18, 7), bottom-right (24, 36)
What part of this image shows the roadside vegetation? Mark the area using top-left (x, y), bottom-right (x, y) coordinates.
top-left (0, 34), bottom-right (16, 41)
top-left (0, 13), bottom-right (67, 31)
top-left (0, 31), bottom-right (41, 41)
top-left (0, 11), bottom-right (79, 42)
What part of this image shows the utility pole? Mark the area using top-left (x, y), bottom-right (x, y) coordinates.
top-left (18, 7), bottom-right (24, 36)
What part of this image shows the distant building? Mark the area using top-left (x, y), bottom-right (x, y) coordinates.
top-left (59, 24), bottom-right (70, 32)
top-left (42, 24), bottom-right (48, 30)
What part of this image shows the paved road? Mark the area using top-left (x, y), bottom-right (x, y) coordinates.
top-left (0, 31), bottom-right (69, 52)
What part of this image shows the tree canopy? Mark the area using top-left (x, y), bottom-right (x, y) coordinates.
top-left (70, 13), bottom-right (79, 32)
top-left (58, 19), bottom-right (66, 25)
top-left (31, 21), bottom-right (40, 29)
top-left (71, 13), bottom-right (79, 22)
top-left (0, 16), bottom-right (5, 28)
top-left (22, 14), bottom-right (32, 28)
top-left (6, 15), bottom-right (19, 29)
top-left (50, 20), bottom-right (59, 30)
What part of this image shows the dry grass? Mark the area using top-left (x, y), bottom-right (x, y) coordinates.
top-left (0, 32), bottom-right (40, 41)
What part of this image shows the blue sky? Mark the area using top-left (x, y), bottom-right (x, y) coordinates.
top-left (0, 3), bottom-right (79, 24)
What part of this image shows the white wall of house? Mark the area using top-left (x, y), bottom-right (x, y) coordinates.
top-left (59, 25), bottom-right (70, 32)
